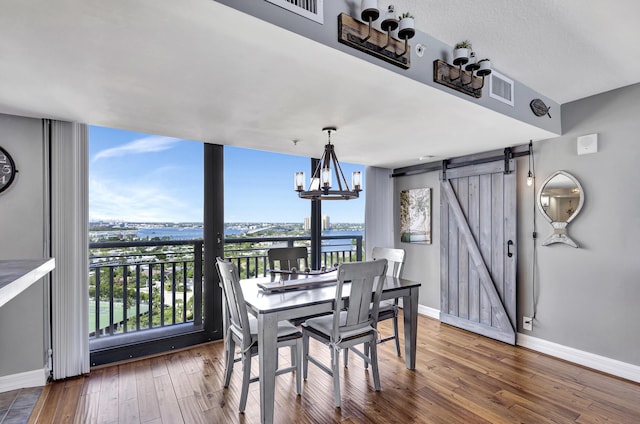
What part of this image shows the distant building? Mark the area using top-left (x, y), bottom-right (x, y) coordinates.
top-left (322, 215), bottom-right (331, 231)
top-left (305, 215), bottom-right (331, 231)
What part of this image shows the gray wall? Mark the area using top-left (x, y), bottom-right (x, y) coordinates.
top-left (393, 171), bottom-right (441, 310)
top-left (0, 114), bottom-right (47, 377)
top-left (516, 82), bottom-right (640, 365)
top-left (395, 82), bottom-right (640, 367)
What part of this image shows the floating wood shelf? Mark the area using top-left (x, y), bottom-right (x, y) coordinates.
top-left (433, 59), bottom-right (486, 98)
top-left (338, 13), bottom-right (411, 69)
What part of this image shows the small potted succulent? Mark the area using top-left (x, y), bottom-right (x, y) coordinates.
top-left (453, 40), bottom-right (472, 65)
top-left (476, 58), bottom-right (492, 76)
top-left (397, 12), bottom-right (415, 40)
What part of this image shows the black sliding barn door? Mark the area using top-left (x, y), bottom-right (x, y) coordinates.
top-left (440, 160), bottom-right (517, 344)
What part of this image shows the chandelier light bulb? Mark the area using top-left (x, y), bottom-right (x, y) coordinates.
top-left (322, 167), bottom-right (331, 188)
top-left (352, 171), bottom-right (362, 191)
top-left (294, 172), bottom-right (305, 191)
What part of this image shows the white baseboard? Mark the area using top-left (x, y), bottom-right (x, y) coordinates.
top-left (414, 306), bottom-right (639, 383)
top-left (417, 304), bottom-right (440, 320)
top-left (0, 367), bottom-right (48, 394)
top-left (397, 299), bottom-right (440, 320)
top-left (517, 333), bottom-right (640, 383)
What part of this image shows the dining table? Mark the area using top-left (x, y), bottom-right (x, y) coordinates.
top-left (239, 270), bottom-right (421, 424)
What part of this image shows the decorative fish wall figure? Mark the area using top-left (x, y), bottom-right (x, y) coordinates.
top-left (530, 98), bottom-right (551, 118)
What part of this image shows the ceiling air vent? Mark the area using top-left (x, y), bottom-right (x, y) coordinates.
top-left (265, 0), bottom-right (324, 24)
top-left (489, 70), bottom-right (514, 106)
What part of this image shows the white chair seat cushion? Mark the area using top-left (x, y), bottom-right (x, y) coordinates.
top-left (304, 311), bottom-right (375, 340)
top-left (247, 316), bottom-right (301, 338)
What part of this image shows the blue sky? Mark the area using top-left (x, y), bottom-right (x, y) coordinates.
top-left (89, 126), bottom-right (365, 223)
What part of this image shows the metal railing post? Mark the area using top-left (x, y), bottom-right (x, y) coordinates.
top-left (194, 240), bottom-right (203, 326)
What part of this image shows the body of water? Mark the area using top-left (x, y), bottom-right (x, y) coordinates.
top-left (91, 226), bottom-right (364, 247)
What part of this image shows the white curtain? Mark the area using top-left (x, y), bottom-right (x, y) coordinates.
top-left (364, 166), bottom-right (395, 258)
top-left (50, 120), bottom-right (90, 379)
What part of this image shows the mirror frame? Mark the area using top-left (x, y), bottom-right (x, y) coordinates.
top-left (536, 170), bottom-right (584, 247)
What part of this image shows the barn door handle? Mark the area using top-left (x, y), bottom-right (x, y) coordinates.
top-left (507, 240), bottom-right (514, 258)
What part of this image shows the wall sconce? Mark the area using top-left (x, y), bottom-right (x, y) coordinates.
top-left (434, 40), bottom-right (492, 98)
top-left (337, 2), bottom-right (415, 69)
top-left (526, 140), bottom-right (535, 187)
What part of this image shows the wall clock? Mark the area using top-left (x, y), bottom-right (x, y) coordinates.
top-left (0, 145), bottom-right (17, 194)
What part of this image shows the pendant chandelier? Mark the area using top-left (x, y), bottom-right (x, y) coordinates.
top-left (294, 127), bottom-right (362, 200)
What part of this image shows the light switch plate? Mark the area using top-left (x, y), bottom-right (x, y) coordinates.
top-left (577, 133), bottom-right (598, 155)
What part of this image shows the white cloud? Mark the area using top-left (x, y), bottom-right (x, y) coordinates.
top-left (93, 136), bottom-right (180, 162)
top-left (89, 178), bottom-right (201, 222)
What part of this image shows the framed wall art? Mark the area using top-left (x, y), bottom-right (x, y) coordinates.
top-left (400, 188), bottom-right (431, 244)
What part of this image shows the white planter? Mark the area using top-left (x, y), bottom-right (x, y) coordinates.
top-left (453, 47), bottom-right (470, 65)
top-left (477, 60), bottom-right (492, 76)
top-left (478, 60), bottom-right (491, 72)
top-left (361, 0), bottom-right (378, 15)
top-left (397, 17), bottom-right (415, 39)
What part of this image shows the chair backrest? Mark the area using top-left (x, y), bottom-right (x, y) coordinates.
top-left (216, 257), bottom-right (252, 343)
top-left (332, 259), bottom-right (388, 340)
top-left (268, 247), bottom-right (308, 272)
top-left (371, 247), bottom-right (405, 278)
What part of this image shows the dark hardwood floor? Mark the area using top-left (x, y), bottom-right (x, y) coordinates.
top-left (28, 314), bottom-right (640, 423)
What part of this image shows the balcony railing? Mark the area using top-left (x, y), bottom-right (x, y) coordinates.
top-left (89, 234), bottom-right (362, 340)
top-left (89, 240), bottom-right (203, 338)
top-left (224, 234), bottom-right (363, 279)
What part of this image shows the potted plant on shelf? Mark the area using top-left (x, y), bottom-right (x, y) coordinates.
top-left (453, 40), bottom-right (472, 65)
top-left (360, 0), bottom-right (380, 22)
top-left (476, 58), bottom-right (492, 76)
top-left (397, 12), bottom-right (415, 40)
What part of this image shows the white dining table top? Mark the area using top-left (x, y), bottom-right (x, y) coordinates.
top-left (240, 272), bottom-right (420, 314)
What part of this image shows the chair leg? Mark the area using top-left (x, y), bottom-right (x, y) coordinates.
top-left (393, 313), bottom-right (401, 357)
top-left (290, 345), bottom-right (296, 367)
top-left (239, 352), bottom-right (251, 412)
top-left (302, 334), bottom-right (309, 380)
top-left (331, 348), bottom-right (341, 408)
top-left (343, 347), bottom-right (349, 367)
top-left (363, 342), bottom-right (369, 369)
top-left (369, 340), bottom-right (381, 391)
top-left (223, 336), bottom-right (235, 388)
top-left (295, 339), bottom-right (302, 395)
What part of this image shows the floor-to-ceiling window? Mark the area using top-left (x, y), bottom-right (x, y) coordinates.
top-left (86, 135), bottom-right (365, 365)
top-left (88, 126), bottom-right (217, 365)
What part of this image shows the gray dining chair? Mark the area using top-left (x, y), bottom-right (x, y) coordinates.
top-left (301, 259), bottom-right (388, 408)
top-left (344, 247), bottom-right (405, 367)
top-left (216, 257), bottom-right (303, 413)
top-left (268, 246), bottom-right (322, 326)
top-left (267, 246), bottom-right (309, 273)
top-left (372, 247), bottom-right (406, 356)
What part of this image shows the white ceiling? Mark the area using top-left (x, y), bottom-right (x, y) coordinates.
top-left (0, 0), bottom-right (638, 169)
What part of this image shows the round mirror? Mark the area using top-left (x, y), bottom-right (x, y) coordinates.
top-left (537, 171), bottom-right (584, 247)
